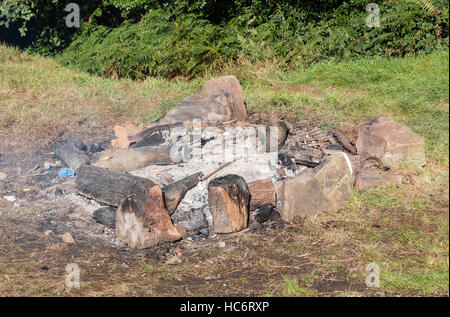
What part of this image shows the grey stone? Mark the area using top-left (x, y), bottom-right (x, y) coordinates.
top-left (93, 206), bottom-right (117, 228)
top-left (171, 208), bottom-right (208, 232)
top-left (199, 227), bottom-right (209, 236)
top-left (52, 136), bottom-right (89, 171)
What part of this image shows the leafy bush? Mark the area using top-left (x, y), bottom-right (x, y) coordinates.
top-left (2, 0), bottom-right (448, 78)
top-left (56, 9), bottom-right (226, 78)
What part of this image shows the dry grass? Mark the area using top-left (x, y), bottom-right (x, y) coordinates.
top-left (0, 46), bottom-right (201, 154)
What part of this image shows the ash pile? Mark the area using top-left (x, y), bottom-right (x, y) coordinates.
top-left (50, 76), bottom-right (426, 249)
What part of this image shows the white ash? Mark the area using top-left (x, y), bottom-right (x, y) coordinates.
top-left (171, 208), bottom-right (206, 231)
top-left (3, 195), bottom-right (16, 202)
top-left (130, 127), bottom-right (283, 231)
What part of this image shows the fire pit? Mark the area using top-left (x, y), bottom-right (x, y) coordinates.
top-left (45, 76), bottom-right (425, 250)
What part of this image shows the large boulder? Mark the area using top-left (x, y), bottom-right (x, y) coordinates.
top-left (160, 75), bottom-right (247, 124)
top-left (356, 116), bottom-right (426, 167)
top-left (278, 154), bottom-right (353, 222)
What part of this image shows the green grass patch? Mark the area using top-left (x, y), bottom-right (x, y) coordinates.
top-left (282, 276), bottom-right (317, 297)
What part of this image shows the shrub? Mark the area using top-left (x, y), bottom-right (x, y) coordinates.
top-left (2, 0), bottom-right (448, 78)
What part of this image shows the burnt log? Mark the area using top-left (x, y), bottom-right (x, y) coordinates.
top-left (130, 131), bottom-right (164, 148)
top-left (294, 158), bottom-right (320, 168)
top-left (93, 144), bottom-right (181, 172)
top-left (129, 123), bottom-right (183, 147)
top-left (332, 129), bottom-right (357, 155)
top-left (76, 165), bottom-right (201, 214)
top-left (208, 174), bottom-right (250, 233)
top-left (89, 140), bottom-right (110, 153)
top-left (257, 121), bottom-right (290, 152)
top-left (116, 185), bottom-right (182, 249)
top-left (52, 136), bottom-right (89, 171)
top-left (277, 121), bottom-right (290, 148)
top-left (247, 178), bottom-right (276, 210)
top-left (162, 172), bottom-right (203, 214)
top-left (253, 203), bottom-right (275, 223)
top-left (278, 152), bottom-right (297, 172)
top-left (75, 165), bottom-right (156, 206)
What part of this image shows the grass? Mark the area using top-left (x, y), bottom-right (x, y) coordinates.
top-left (344, 183), bottom-right (449, 296)
top-left (0, 45), bottom-right (448, 296)
top-left (282, 276), bottom-right (317, 297)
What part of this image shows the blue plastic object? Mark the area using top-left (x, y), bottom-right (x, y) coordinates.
top-left (59, 168), bottom-right (75, 178)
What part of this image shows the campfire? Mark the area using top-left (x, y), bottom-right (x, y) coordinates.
top-left (50, 76), bottom-right (426, 249)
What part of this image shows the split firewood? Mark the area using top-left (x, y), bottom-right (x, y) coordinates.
top-left (162, 172), bottom-right (203, 214)
top-left (247, 178), bottom-right (276, 210)
top-left (332, 129), bottom-right (357, 155)
top-left (75, 165), bottom-right (156, 206)
top-left (111, 123), bottom-right (143, 149)
top-left (130, 131), bottom-right (164, 148)
top-left (208, 174), bottom-right (250, 233)
top-left (93, 145), bottom-right (177, 172)
top-left (116, 185), bottom-right (182, 249)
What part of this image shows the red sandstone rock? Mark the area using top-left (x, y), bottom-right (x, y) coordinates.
top-left (161, 76), bottom-right (247, 124)
top-left (278, 154), bottom-right (353, 222)
top-left (356, 116), bottom-right (426, 167)
top-left (355, 167), bottom-right (402, 190)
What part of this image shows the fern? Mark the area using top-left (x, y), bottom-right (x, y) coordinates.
top-left (397, 0), bottom-right (436, 15)
top-left (55, 1), bottom-right (448, 79)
